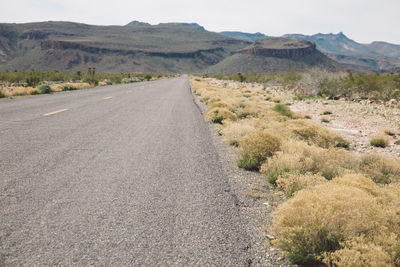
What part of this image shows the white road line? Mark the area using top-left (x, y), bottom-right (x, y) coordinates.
top-left (103, 96), bottom-right (113, 100)
top-left (43, 109), bottom-right (68, 116)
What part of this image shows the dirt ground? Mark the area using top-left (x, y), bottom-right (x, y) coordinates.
top-left (209, 78), bottom-right (400, 158)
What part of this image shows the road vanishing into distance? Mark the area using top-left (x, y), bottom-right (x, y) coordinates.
top-left (0, 76), bottom-right (253, 266)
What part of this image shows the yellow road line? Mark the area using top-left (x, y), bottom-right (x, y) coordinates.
top-left (103, 96), bottom-right (113, 100)
top-left (43, 109), bottom-right (68, 116)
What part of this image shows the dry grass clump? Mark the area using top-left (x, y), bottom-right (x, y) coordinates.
top-left (237, 129), bottom-right (281, 171)
top-left (222, 119), bottom-right (259, 145)
top-left (260, 140), bottom-right (356, 184)
top-left (370, 135), bottom-right (389, 148)
top-left (1, 86), bottom-right (40, 96)
top-left (283, 119), bottom-right (349, 148)
top-left (271, 96), bottom-right (281, 103)
top-left (206, 107), bottom-right (237, 124)
top-left (359, 154), bottom-right (400, 184)
top-left (50, 84), bottom-right (65, 92)
top-left (321, 109), bottom-right (332, 115)
top-left (276, 172), bottom-right (326, 197)
top-left (270, 174), bottom-right (400, 265)
top-left (64, 82), bottom-right (91, 89)
top-left (384, 128), bottom-right (396, 136)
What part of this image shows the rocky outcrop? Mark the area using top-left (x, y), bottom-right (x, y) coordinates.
top-left (236, 40), bottom-right (317, 59)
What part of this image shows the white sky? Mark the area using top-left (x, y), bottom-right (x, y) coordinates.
top-left (1, 0), bottom-right (399, 44)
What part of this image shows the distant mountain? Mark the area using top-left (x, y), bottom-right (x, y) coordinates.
top-left (283, 32), bottom-right (400, 72)
top-left (0, 21), bottom-right (248, 73)
top-left (220, 31), bottom-right (268, 42)
top-left (208, 38), bottom-right (338, 73)
top-left (158, 23), bottom-right (205, 31)
top-left (125, 20), bottom-right (151, 27)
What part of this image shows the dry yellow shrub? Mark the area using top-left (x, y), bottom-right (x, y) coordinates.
top-left (360, 154), bottom-right (400, 184)
top-left (283, 119), bottom-right (349, 148)
top-left (324, 240), bottom-right (393, 267)
top-left (238, 129), bottom-right (281, 170)
top-left (50, 84), bottom-right (64, 92)
top-left (206, 107), bottom-right (237, 123)
top-left (64, 82), bottom-right (91, 89)
top-left (222, 120), bottom-right (257, 144)
top-left (261, 140), bottom-right (357, 183)
top-left (276, 172), bottom-right (326, 197)
top-left (2, 86), bottom-right (39, 96)
top-left (271, 174), bottom-right (400, 265)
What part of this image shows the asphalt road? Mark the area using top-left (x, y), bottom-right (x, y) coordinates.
top-left (0, 76), bottom-right (252, 266)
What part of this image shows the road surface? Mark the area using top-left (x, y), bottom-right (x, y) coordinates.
top-left (0, 76), bottom-right (253, 266)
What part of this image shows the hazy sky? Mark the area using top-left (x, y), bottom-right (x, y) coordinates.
top-left (1, 0), bottom-right (399, 44)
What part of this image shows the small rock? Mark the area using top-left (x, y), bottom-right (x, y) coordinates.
top-left (266, 234), bottom-right (275, 240)
top-left (263, 202), bottom-right (269, 206)
top-left (269, 248), bottom-right (275, 251)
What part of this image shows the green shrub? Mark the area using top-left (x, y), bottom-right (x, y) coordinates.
top-left (0, 90), bottom-right (5, 98)
top-left (211, 115), bottom-right (224, 124)
top-left (321, 109), bottom-right (332, 115)
top-left (62, 85), bottom-right (76, 91)
top-left (272, 103), bottom-right (292, 118)
top-left (36, 84), bottom-right (52, 94)
top-left (229, 140), bottom-right (239, 147)
top-left (321, 117), bottom-right (330, 123)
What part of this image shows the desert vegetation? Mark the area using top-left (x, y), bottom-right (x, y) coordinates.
top-left (208, 69), bottom-right (400, 102)
top-left (0, 69), bottom-right (168, 98)
top-left (191, 75), bottom-right (400, 266)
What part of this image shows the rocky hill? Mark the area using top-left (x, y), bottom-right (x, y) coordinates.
top-left (208, 38), bottom-right (338, 73)
top-left (220, 32), bottom-right (268, 42)
top-left (283, 33), bottom-right (400, 72)
top-left (0, 21), bottom-right (249, 73)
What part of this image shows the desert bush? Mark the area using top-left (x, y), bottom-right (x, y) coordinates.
top-left (261, 140), bottom-right (356, 183)
top-left (206, 107), bottom-right (237, 124)
top-left (276, 172), bottom-right (326, 197)
top-left (321, 117), bottom-right (330, 123)
top-left (359, 154), bottom-right (400, 184)
top-left (62, 84), bottom-right (77, 91)
top-left (271, 96), bottom-right (281, 103)
top-left (370, 136), bottom-right (389, 148)
top-left (238, 130), bottom-right (281, 171)
top-left (384, 128), bottom-right (396, 136)
top-left (283, 119), bottom-right (349, 148)
top-left (36, 84), bottom-right (52, 94)
top-left (272, 103), bottom-right (293, 118)
top-left (270, 174), bottom-right (400, 265)
top-left (0, 89), bottom-right (5, 98)
top-left (321, 109), bottom-right (332, 115)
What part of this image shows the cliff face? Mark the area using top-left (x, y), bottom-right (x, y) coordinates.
top-left (236, 38), bottom-right (317, 59)
top-left (208, 38), bottom-right (339, 73)
top-left (40, 39), bottom-right (225, 59)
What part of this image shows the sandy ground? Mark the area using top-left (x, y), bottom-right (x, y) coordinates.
top-left (209, 78), bottom-right (400, 158)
